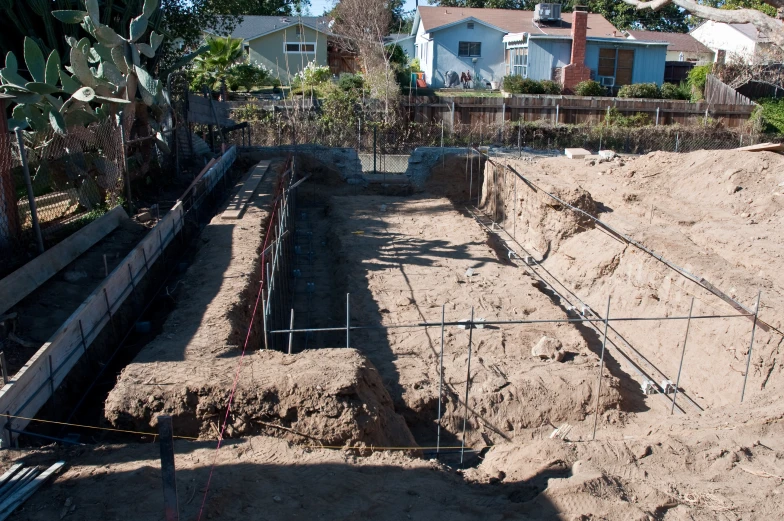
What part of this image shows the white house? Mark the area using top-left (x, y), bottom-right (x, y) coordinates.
top-left (690, 21), bottom-right (775, 64)
top-left (627, 30), bottom-right (714, 64)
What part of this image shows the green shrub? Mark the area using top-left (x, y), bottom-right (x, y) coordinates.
top-left (293, 61), bottom-right (331, 87)
top-left (540, 80), bottom-right (562, 95)
top-left (757, 97), bottom-right (784, 134)
top-left (603, 107), bottom-right (651, 127)
top-left (660, 82), bottom-right (691, 100)
top-left (574, 80), bottom-right (606, 97)
top-left (231, 103), bottom-right (267, 122)
top-left (617, 83), bottom-right (661, 99)
top-left (226, 63), bottom-right (273, 91)
top-left (338, 73), bottom-right (364, 92)
top-left (687, 64), bottom-right (712, 101)
top-left (410, 58), bottom-right (421, 72)
top-left (502, 75), bottom-right (549, 94)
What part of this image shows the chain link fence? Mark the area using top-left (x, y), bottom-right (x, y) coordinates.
top-left (234, 107), bottom-right (775, 175)
top-left (0, 120), bottom-right (126, 275)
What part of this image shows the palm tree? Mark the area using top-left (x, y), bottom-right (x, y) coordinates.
top-left (192, 36), bottom-right (245, 100)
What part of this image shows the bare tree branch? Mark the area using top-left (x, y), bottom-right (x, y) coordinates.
top-left (621, 0), bottom-right (784, 49)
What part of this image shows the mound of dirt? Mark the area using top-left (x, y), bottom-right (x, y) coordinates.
top-left (105, 348), bottom-right (417, 448)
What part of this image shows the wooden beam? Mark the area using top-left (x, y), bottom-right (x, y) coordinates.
top-left (0, 206), bottom-right (128, 316)
top-left (221, 161), bottom-right (270, 220)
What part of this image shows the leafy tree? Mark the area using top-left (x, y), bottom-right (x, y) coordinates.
top-left (206, 0), bottom-right (311, 16)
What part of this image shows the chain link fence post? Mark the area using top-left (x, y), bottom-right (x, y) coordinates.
top-left (15, 129), bottom-right (44, 254)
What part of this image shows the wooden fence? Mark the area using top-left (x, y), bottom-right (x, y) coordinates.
top-left (403, 94), bottom-right (756, 128)
top-left (704, 74), bottom-right (754, 106)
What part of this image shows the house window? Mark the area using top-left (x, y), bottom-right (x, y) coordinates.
top-left (458, 41), bottom-right (481, 57)
top-left (467, 22), bottom-right (474, 29)
top-left (285, 42), bottom-right (316, 53)
top-left (598, 48), bottom-right (635, 86)
top-left (510, 47), bottom-right (528, 77)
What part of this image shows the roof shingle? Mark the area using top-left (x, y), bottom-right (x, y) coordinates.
top-left (627, 30), bottom-right (712, 53)
top-left (417, 6), bottom-right (620, 38)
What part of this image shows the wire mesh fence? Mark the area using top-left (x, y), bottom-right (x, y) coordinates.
top-left (0, 120), bottom-right (126, 274)
top-left (234, 110), bottom-right (775, 168)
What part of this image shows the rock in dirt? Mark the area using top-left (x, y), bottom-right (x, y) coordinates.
top-left (532, 336), bottom-right (565, 362)
top-left (727, 185), bottom-right (741, 195)
top-left (136, 211), bottom-right (152, 223)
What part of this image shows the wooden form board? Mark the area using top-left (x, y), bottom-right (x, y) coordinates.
top-left (0, 206), bottom-right (128, 316)
top-left (221, 160), bottom-right (270, 219)
top-left (0, 147), bottom-right (239, 446)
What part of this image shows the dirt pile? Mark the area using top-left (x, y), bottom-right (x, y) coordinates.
top-left (485, 150), bottom-right (784, 409)
top-left (105, 348), bottom-right (416, 448)
top-left (329, 195), bottom-right (624, 448)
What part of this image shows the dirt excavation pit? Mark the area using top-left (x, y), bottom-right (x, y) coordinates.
top-left (11, 148), bottom-right (784, 520)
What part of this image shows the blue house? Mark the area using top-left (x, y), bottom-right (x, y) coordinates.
top-left (411, 5), bottom-right (668, 92)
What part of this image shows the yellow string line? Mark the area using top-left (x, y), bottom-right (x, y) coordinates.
top-left (2, 414), bottom-right (484, 451)
top-left (2, 414), bottom-right (199, 440)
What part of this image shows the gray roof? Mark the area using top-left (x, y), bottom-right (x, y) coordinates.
top-left (627, 30), bottom-right (712, 53)
top-left (212, 15), bottom-right (333, 41)
top-left (729, 23), bottom-right (762, 42)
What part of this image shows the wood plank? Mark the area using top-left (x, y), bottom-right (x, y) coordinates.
top-left (736, 142), bottom-right (784, 152)
top-left (0, 462), bottom-right (65, 521)
top-left (221, 160), bottom-right (271, 219)
top-left (0, 206), bottom-right (128, 316)
top-left (0, 148), bottom-right (238, 446)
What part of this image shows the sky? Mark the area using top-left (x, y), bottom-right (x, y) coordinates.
top-left (307, 0), bottom-right (418, 17)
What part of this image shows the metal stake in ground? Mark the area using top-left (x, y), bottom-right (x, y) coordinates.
top-left (436, 304), bottom-right (445, 458)
top-left (460, 307), bottom-right (474, 466)
top-left (288, 309), bottom-right (295, 355)
top-left (592, 296), bottom-right (611, 441)
top-left (15, 129), bottom-right (44, 254)
top-left (671, 297), bottom-right (694, 415)
top-left (157, 415), bottom-right (179, 521)
top-left (741, 291), bottom-right (762, 403)
top-left (346, 293), bottom-right (351, 348)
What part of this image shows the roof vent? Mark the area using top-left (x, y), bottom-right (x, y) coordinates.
top-left (534, 3), bottom-right (562, 24)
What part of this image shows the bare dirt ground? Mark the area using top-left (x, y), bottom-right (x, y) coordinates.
top-left (3, 149), bottom-right (784, 521)
top-left (330, 195), bottom-right (623, 449)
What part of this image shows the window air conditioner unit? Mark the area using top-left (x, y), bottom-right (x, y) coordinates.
top-left (599, 76), bottom-right (615, 87)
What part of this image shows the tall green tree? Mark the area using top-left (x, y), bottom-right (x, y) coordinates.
top-left (207, 0), bottom-right (311, 16)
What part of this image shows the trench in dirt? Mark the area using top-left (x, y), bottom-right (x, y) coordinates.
top-left (24, 152), bottom-right (640, 468)
top-left (18, 158), bottom-right (259, 447)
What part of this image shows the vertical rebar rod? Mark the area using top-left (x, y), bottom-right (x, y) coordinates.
top-left (671, 297), bottom-right (694, 414)
top-left (460, 307), bottom-right (474, 466)
top-left (0, 352), bottom-right (7, 385)
top-left (119, 119), bottom-right (133, 214)
top-left (288, 309), bottom-right (295, 355)
top-left (517, 121), bottom-right (522, 156)
top-left (16, 129), bottom-right (44, 253)
top-left (346, 293), bottom-right (350, 348)
top-left (262, 295), bottom-right (268, 350)
top-left (592, 296), bottom-right (611, 441)
top-left (469, 148), bottom-right (473, 204)
top-left (513, 174), bottom-right (517, 239)
top-left (741, 291), bottom-right (762, 403)
top-left (436, 304), bottom-right (445, 457)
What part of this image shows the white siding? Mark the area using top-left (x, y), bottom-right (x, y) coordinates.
top-left (691, 21), bottom-right (756, 64)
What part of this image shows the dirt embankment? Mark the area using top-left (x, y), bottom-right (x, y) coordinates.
top-left (329, 195), bottom-right (624, 448)
top-left (105, 348), bottom-right (416, 448)
top-left (482, 150), bottom-right (784, 409)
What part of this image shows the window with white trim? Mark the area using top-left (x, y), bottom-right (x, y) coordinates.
top-left (458, 41), bottom-right (481, 57)
top-left (510, 47), bottom-right (528, 77)
top-left (285, 42), bottom-right (316, 53)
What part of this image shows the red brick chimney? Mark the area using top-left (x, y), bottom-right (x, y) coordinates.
top-left (561, 7), bottom-right (592, 93)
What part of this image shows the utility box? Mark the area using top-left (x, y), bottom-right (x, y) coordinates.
top-left (534, 3), bottom-right (562, 23)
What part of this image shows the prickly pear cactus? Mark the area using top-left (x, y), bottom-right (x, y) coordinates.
top-left (1, 0), bottom-right (167, 144)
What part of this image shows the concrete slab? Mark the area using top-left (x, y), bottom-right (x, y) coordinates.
top-left (565, 148), bottom-right (592, 159)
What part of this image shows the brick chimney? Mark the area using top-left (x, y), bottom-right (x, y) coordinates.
top-left (561, 6), bottom-right (592, 93)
